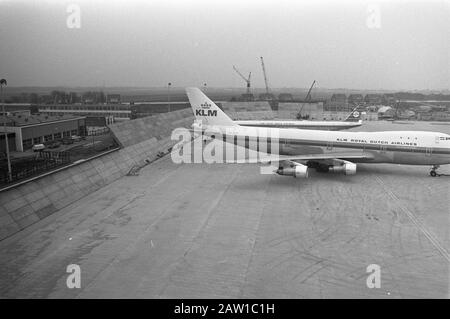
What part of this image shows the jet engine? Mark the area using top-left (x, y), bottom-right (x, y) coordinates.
top-left (328, 162), bottom-right (357, 175)
top-left (276, 164), bottom-right (309, 178)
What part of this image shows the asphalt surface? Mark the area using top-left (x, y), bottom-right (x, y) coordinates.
top-left (0, 121), bottom-right (449, 298)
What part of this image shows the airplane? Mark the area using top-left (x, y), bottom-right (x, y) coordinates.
top-left (185, 88), bottom-right (450, 178)
top-left (235, 107), bottom-right (363, 131)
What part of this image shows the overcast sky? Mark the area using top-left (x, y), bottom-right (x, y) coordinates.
top-left (0, 0), bottom-right (448, 90)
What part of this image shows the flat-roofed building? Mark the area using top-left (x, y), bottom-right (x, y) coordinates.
top-left (365, 94), bottom-right (386, 105)
top-left (0, 109), bottom-right (31, 117)
top-left (0, 103), bottom-right (33, 115)
top-left (39, 104), bottom-right (131, 122)
top-left (326, 94), bottom-right (349, 112)
top-left (348, 94), bottom-right (364, 104)
top-left (330, 94), bottom-right (347, 103)
top-left (0, 114), bottom-right (86, 152)
top-left (107, 94), bottom-right (121, 104)
top-left (130, 101), bottom-right (190, 118)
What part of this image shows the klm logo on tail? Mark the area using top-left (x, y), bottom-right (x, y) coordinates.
top-left (196, 102), bottom-right (217, 116)
top-left (186, 88), bottom-right (238, 126)
top-left (196, 109), bottom-right (217, 116)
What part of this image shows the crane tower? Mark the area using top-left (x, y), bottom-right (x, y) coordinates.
top-left (232, 65), bottom-right (251, 94)
top-left (260, 56), bottom-right (270, 96)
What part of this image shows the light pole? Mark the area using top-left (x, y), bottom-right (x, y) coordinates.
top-left (167, 82), bottom-right (171, 113)
top-left (1, 79), bottom-right (12, 182)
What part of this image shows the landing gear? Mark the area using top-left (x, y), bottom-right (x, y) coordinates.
top-left (306, 161), bottom-right (329, 173)
top-left (315, 164), bottom-right (330, 173)
top-left (430, 165), bottom-right (440, 177)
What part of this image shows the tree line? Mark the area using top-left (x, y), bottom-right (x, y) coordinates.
top-left (3, 91), bottom-right (107, 104)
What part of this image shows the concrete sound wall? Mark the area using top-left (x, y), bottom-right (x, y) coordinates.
top-left (0, 109), bottom-right (194, 241)
top-left (110, 109), bottom-right (194, 148)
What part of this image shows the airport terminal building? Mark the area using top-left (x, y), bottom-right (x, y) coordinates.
top-left (0, 114), bottom-right (86, 152)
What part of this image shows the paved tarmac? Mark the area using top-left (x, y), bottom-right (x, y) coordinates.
top-left (0, 121), bottom-right (449, 298)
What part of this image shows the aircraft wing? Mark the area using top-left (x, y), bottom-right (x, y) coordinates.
top-left (223, 152), bottom-right (374, 164)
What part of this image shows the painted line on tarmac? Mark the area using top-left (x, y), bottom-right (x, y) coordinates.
top-left (375, 176), bottom-right (450, 263)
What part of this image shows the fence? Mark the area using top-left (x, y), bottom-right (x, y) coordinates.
top-left (0, 151), bottom-right (71, 185)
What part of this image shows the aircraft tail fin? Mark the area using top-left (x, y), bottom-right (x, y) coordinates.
top-left (186, 87), bottom-right (237, 126)
top-left (345, 106), bottom-right (362, 122)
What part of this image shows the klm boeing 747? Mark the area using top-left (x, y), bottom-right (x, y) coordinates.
top-left (185, 88), bottom-right (450, 178)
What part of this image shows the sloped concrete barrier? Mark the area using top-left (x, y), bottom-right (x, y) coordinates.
top-left (0, 109), bottom-right (194, 240)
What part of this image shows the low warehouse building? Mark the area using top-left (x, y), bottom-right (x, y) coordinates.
top-left (0, 114), bottom-right (86, 152)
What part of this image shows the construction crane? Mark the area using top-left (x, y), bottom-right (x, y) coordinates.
top-left (297, 80), bottom-right (316, 120)
top-left (260, 56), bottom-right (270, 98)
top-left (232, 65), bottom-right (251, 94)
top-left (304, 80), bottom-right (316, 101)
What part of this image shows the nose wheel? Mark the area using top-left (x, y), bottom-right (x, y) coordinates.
top-left (430, 165), bottom-right (440, 177)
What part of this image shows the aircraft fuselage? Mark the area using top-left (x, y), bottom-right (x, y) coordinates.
top-left (235, 120), bottom-right (362, 131)
top-left (201, 124), bottom-right (450, 166)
